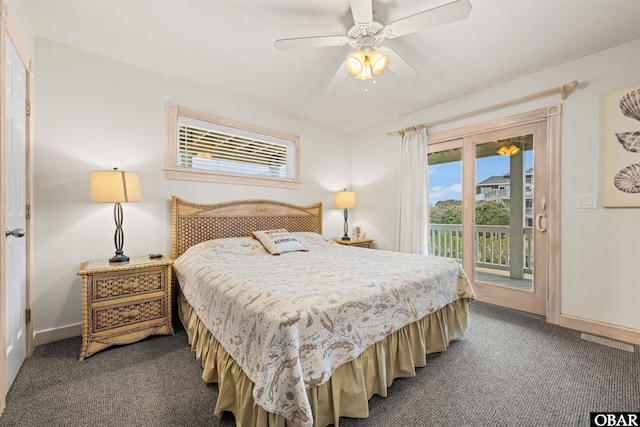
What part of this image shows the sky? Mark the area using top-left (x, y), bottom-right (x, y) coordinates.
top-left (428, 150), bottom-right (533, 205)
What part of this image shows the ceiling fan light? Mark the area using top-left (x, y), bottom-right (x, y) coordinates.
top-left (497, 144), bottom-right (521, 155)
top-left (369, 50), bottom-right (388, 75)
top-left (355, 64), bottom-right (372, 80)
top-left (345, 51), bottom-right (366, 76)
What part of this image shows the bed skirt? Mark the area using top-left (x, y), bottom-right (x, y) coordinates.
top-left (178, 293), bottom-right (471, 427)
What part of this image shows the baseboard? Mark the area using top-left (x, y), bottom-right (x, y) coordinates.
top-left (33, 322), bottom-right (82, 347)
top-left (559, 314), bottom-right (640, 346)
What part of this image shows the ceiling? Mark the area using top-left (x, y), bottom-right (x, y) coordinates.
top-left (22, 0), bottom-right (640, 133)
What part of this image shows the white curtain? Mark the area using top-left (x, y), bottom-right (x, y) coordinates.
top-left (397, 128), bottom-right (429, 255)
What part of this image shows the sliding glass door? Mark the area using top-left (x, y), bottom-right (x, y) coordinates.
top-left (428, 121), bottom-right (549, 316)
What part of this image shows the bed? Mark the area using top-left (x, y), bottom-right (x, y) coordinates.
top-left (171, 196), bottom-right (474, 427)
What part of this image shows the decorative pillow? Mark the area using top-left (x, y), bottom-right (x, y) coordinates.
top-left (251, 229), bottom-right (308, 255)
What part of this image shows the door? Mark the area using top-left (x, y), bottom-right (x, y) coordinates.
top-left (428, 119), bottom-right (550, 316)
top-left (4, 34), bottom-right (27, 393)
top-left (465, 122), bottom-right (547, 315)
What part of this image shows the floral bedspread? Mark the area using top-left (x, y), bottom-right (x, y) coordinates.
top-left (173, 232), bottom-right (474, 427)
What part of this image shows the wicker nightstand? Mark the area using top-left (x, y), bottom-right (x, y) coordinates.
top-left (331, 238), bottom-right (374, 249)
top-left (77, 255), bottom-right (174, 360)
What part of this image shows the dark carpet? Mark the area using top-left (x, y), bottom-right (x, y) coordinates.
top-left (1, 301), bottom-right (638, 426)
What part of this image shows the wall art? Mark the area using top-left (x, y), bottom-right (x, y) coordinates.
top-left (603, 84), bottom-right (640, 207)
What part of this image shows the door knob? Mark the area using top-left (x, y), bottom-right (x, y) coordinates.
top-left (5, 228), bottom-right (25, 238)
top-left (535, 214), bottom-right (547, 232)
top-left (535, 196), bottom-right (548, 232)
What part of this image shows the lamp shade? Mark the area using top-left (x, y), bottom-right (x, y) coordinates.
top-left (369, 50), bottom-right (388, 75)
top-left (345, 51), bottom-right (366, 76)
top-left (334, 191), bottom-right (357, 209)
top-left (90, 169), bottom-right (142, 203)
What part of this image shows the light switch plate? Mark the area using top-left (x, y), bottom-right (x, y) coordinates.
top-left (576, 193), bottom-right (597, 209)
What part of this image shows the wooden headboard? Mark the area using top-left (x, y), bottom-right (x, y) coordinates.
top-left (171, 196), bottom-right (323, 259)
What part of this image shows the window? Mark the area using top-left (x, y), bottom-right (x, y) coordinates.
top-left (165, 105), bottom-right (300, 189)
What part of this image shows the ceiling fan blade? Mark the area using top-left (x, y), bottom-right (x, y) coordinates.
top-left (378, 46), bottom-right (419, 79)
top-left (350, 0), bottom-right (373, 24)
top-left (325, 62), bottom-right (349, 92)
top-left (383, 0), bottom-right (472, 39)
top-left (274, 35), bottom-right (348, 51)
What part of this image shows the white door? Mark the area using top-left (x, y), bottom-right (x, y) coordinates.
top-left (4, 35), bottom-right (27, 392)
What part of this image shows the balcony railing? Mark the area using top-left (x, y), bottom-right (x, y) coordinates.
top-left (429, 224), bottom-right (533, 274)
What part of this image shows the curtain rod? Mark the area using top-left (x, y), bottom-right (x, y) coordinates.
top-left (387, 80), bottom-right (579, 137)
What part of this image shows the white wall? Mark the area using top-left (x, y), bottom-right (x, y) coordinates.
top-left (6, 0), bottom-right (34, 55)
top-left (32, 38), bottom-right (352, 333)
top-left (27, 28), bottom-right (640, 337)
top-left (352, 40), bottom-right (640, 330)
top-left (352, 39), bottom-right (640, 332)
top-left (350, 121), bottom-right (401, 251)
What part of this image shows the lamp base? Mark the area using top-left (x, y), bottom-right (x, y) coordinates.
top-left (109, 254), bottom-right (129, 263)
top-left (110, 203), bottom-right (129, 263)
top-left (341, 208), bottom-right (351, 242)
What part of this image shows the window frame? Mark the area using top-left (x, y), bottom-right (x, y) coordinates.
top-left (165, 104), bottom-right (300, 189)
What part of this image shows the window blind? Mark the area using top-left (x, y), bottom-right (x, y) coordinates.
top-left (177, 116), bottom-right (295, 179)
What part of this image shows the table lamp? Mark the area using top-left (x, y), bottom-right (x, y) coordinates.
top-left (90, 168), bottom-right (142, 262)
top-left (334, 189), bottom-right (357, 241)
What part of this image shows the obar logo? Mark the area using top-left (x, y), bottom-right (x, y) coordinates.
top-left (591, 413), bottom-right (640, 427)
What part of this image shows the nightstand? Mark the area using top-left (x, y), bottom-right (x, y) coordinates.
top-left (332, 238), bottom-right (374, 249)
top-left (77, 255), bottom-right (174, 360)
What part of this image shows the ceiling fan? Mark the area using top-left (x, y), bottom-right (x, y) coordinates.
top-left (274, 0), bottom-right (473, 90)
